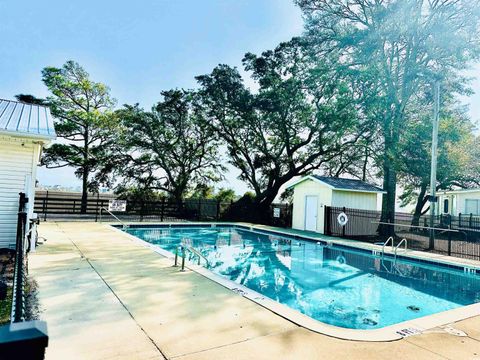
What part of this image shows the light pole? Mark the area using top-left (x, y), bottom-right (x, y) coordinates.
top-left (429, 80), bottom-right (440, 249)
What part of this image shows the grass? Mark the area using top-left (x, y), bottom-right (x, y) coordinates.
top-left (0, 250), bottom-right (15, 325)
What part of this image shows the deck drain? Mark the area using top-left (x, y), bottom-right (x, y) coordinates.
top-left (442, 326), bottom-right (467, 337)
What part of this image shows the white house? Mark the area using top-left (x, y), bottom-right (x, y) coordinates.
top-left (0, 99), bottom-right (56, 249)
top-left (288, 175), bottom-right (385, 234)
top-left (437, 189), bottom-right (480, 216)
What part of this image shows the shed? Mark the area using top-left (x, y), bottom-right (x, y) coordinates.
top-left (437, 189), bottom-right (480, 216)
top-left (288, 175), bottom-right (384, 234)
top-left (0, 99), bottom-right (56, 248)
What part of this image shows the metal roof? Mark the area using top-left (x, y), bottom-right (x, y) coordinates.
top-left (0, 98), bottom-right (56, 140)
top-left (287, 175), bottom-right (385, 193)
top-left (312, 176), bottom-right (384, 192)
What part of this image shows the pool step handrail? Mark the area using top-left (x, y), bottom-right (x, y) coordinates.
top-left (394, 238), bottom-right (408, 261)
top-left (187, 246), bottom-right (210, 268)
top-left (381, 236), bottom-right (394, 259)
top-left (174, 245), bottom-right (209, 270)
top-left (99, 207), bottom-right (129, 230)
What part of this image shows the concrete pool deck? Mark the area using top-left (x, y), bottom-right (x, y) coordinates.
top-left (30, 222), bottom-right (480, 360)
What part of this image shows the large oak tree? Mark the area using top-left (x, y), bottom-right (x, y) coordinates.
top-left (196, 39), bottom-right (365, 214)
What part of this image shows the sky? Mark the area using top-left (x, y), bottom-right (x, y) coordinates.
top-left (1, 0), bottom-right (479, 195)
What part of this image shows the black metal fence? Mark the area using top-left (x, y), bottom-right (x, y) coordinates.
top-left (34, 195), bottom-right (293, 228)
top-left (12, 193), bottom-right (28, 323)
top-left (325, 206), bottom-right (480, 260)
top-left (0, 193), bottom-right (49, 359)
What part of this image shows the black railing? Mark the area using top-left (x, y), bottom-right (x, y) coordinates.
top-left (12, 192), bottom-right (28, 323)
top-left (34, 195), bottom-right (293, 228)
top-left (0, 193), bottom-right (49, 358)
top-left (325, 206), bottom-right (480, 260)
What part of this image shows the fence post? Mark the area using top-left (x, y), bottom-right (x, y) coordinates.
top-left (459, 213), bottom-right (462, 228)
top-left (216, 200), bottom-right (220, 221)
top-left (95, 194), bottom-right (99, 222)
top-left (44, 190), bottom-right (49, 222)
top-left (198, 199), bottom-right (202, 221)
top-left (448, 219), bottom-right (452, 256)
top-left (342, 207), bottom-right (346, 237)
top-left (161, 198), bottom-right (165, 222)
top-left (140, 201), bottom-right (145, 222)
top-left (470, 213), bottom-right (473, 229)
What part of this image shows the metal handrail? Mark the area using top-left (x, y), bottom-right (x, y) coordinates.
top-left (186, 246), bottom-right (210, 268)
top-left (99, 207), bottom-right (129, 229)
top-left (173, 245), bottom-right (210, 270)
top-left (381, 236), bottom-right (394, 259)
top-left (394, 238), bottom-right (408, 260)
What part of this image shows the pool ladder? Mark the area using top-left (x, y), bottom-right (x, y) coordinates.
top-left (174, 245), bottom-right (210, 271)
top-left (380, 237), bottom-right (408, 276)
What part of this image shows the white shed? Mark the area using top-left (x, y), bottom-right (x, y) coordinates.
top-left (437, 189), bottom-right (480, 216)
top-left (0, 99), bottom-right (56, 249)
top-left (288, 175), bottom-right (384, 234)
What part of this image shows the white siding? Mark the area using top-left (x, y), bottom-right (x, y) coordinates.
top-left (331, 190), bottom-right (378, 211)
top-left (291, 179), bottom-right (332, 233)
top-left (457, 192), bottom-right (480, 215)
top-left (0, 137), bottom-right (39, 248)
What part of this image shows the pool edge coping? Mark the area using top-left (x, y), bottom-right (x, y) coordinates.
top-left (107, 221), bottom-right (480, 342)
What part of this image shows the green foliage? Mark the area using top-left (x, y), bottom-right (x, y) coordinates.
top-left (14, 94), bottom-right (47, 105)
top-left (196, 38), bottom-right (363, 208)
top-left (110, 89), bottom-right (224, 203)
top-left (398, 95), bottom-right (480, 213)
top-left (41, 61), bottom-right (117, 211)
top-left (279, 187), bottom-right (293, 204)
top-left (296, 0), bottom-right (480, 223)
top-left (189, 184), bottom-right (215, 199)
top-left (214, 188), bottom-right (237, 203)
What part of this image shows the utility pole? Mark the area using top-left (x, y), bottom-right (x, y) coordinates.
top-left (429, 81), bottom-right (440, 249)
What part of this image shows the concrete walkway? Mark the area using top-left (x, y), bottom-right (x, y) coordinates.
top-left (30, 222), bottom-right (480, 360)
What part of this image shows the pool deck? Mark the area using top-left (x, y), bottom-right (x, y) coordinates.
top-left (30, 222), bottom-right (480, 360)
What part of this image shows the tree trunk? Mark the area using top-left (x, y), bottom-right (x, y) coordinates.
top-left (411, 183), bottom-right (428, 227)
top-left (81, 168), bottom-right (89, 213)
top-left (81, 129), bottom-right (89, 214)
top-left (379, 112), bottom-right (400, 236)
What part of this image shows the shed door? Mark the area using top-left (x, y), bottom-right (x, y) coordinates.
top-left (304, 196), bottom-right (318, 232)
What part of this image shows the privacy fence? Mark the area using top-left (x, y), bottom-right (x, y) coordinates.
top-left (33, 191), bottom-right (292, 228)
top-left (325, 206), bottom-right (480, 260)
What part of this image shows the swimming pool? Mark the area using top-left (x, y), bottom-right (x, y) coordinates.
top-left (124, 225), bottom-right (480, 332)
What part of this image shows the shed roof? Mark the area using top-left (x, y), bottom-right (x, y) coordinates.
top-left (0, 98), bottom-right (56, 141)
top-left (287, 175), bottom-right (385, 193)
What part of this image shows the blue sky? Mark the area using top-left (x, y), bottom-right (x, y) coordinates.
top-left (0, 0), bottom-right (303, 194)
top-left (1, 0), bottom-right (479, 195)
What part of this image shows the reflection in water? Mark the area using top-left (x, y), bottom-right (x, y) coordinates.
top-left (127, 226), bottom-right (480, 329)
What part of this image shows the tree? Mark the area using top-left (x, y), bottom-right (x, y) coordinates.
top-left (14, 94), bottom-right (47, 105)
top-left (296, 0), bottom-right (480, 228)
top-left (214, 188), bottom-right (237, 203)
top-left (41, 61), bottom-right (117, 213)
top-left (398, 98), bottom-right (480, 225)
top-left (196, 39), bottom-right (363, 216)
top-left (111, 90), bottom-right (224, 207)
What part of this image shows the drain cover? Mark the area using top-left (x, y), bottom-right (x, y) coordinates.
top-left (442, 326), bottom-right (467, 337)
top-left (407, 305), bottom-right (420, 312)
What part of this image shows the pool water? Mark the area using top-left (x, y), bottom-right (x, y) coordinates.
top-left (125, 226), bottom-right (480, 329)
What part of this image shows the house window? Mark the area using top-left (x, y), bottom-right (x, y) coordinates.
top-left (465, 199), bottom-right (480, 215)
top-left (443, 199), bottom-right (449, 214)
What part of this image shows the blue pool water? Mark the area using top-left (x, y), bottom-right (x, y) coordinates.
top-left (125, 226), bottom-right (480, 329)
